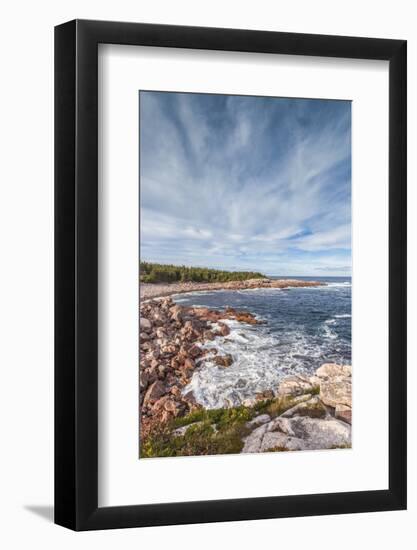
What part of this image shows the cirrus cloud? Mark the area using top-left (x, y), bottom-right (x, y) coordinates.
top-left (140, 91), bottom-right (351, 276)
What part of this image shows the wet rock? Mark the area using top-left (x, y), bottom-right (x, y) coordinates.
top-left (183, 357), bottom-right (195, 370)
top-left (213, 354), bottom-right (233, 367)
top-left (183, 390), bottom-right (197, 404)
top-left (235, 312), bottom-right (258, 324)
top-left (217, 322), bottom-right (230, 336)
top-left (225, 307), bottom-right (258, 325)
top-left (188, 344), bottom-right (202, 358)
top-left (189, 307), bottom-right (212, 318)
top-left (179, 358), bottom-right (195, 380)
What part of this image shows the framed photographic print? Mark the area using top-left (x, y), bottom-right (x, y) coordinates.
top-left (55, 20), bottom-right (407, 530)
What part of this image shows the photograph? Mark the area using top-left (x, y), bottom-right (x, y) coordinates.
top-left (139, 91), bottom-right (352, 458)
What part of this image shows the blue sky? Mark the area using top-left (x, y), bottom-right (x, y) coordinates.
top-left (140, 91), bottom-right (351, 276)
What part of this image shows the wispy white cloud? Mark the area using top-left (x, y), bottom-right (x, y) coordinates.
top-left (140, 92), bottom-right (351, 276)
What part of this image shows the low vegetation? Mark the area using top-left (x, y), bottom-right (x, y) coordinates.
top-left (140, 261), bottom-right (266, 284)
top-left (140, 394), bottom-right (302, 458)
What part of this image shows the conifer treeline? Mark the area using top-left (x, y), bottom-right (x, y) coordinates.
top-left (140, 262), bottom-right (266, 284)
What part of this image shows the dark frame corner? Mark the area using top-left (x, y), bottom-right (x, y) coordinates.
top-left (55, 19), bottom-right (407, 531)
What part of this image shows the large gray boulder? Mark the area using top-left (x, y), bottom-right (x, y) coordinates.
top-left (242, 416), bottom-right (351, 453)
top-left (275, 416), bottom-right (351, 450)
top-left (242, 363), bottom-right (353, 453)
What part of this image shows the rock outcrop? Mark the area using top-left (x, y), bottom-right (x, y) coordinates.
top-left (277, 374), bottom-right (318, 396)
top-left (242, 416), bottom-right (351, 453)
top-left (139, 297), bottom-right (259, 438)
top-left (241, 362), bottom-right (352, 453)
top-left (140, 294), bottom-right (352, 455)
top-left (316, 363), bottom-right (352, 408)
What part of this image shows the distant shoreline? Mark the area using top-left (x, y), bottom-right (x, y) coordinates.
top-left (140, 278), bottom-right (325, 301)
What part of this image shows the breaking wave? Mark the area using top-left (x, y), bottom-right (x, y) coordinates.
top-left (178, 281), bottom-right (351, 409)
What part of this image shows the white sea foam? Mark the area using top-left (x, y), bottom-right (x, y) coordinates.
top-left (172, 297), bottom-right (191, 303)
top-left (322, 323), bottom-right (338, 340)
top-left (334, 313), bottom-right (351, 318)
top-left (178, 284), bottom-right (351, 409)
top-left (236, 287), bottom-right (282, 294)
top-left (183, 318), bottom-right (339, 409)
top-left (324, 318), bottom-right (337, 325)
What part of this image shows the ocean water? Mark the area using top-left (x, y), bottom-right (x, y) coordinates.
top-left (173, 277), bottom-right (351, 409)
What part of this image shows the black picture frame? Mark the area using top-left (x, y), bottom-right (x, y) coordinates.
top-left (55, 19), bottom-right (407, 531)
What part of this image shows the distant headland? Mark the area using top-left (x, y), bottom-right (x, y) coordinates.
top-left (140, 262), bottom-right (324, 300)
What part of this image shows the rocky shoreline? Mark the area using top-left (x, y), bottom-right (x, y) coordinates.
top-left (140, 296), bottom-right (260, 439)
top-left (140, 277), bottom-right (325, 300)
top-left (139, 295), bottom-right (351, 455)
